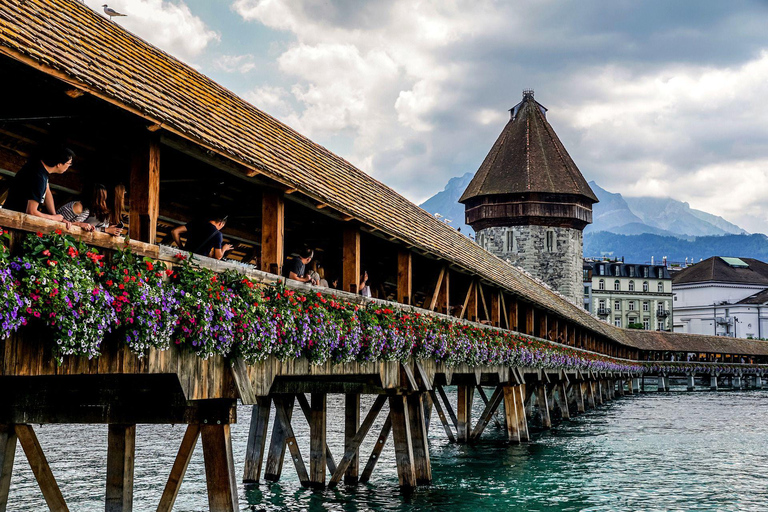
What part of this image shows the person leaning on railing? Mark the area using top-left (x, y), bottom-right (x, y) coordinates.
top-left (170, 213), bottom-right (233, 260)
top-left (2, 145), bottom-right (75, 228)
top-left (56, 183), bottom-right (123, 236)
top-left (286, 247), bottom-right (317, 285)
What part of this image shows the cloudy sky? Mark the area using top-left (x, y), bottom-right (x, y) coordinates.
top-left (89, 0), bottom-right (768, 233)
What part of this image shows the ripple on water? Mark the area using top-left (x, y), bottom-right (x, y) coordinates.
top-left (5, 391), bottom-right (768, 511)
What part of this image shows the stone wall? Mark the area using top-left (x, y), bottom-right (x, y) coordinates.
top-left (477, 225), bottom-right (583, 305)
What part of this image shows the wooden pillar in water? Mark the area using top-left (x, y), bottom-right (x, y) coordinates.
top-left (243, 397), bottom-right (271, 483)
top-left (457, 385), bottom-right (475, 442)
top-left (557, 382), bottom-right (570, 420)
top-left (535, 383), bottom-right (551, 428)
top-left (106, 424), bottom-right (136, 512)
top-left (388, 396), bottom-right (416, 488)
top-left (0, 425), bottom-right (17, 512)
top-left (343, 227), bottom-right (361, 293)
top-left (129, 137), bottom-right (160, 243)
top-left (502, 386), bottom-right (520, 442)
top-left (201, 425), bottom-right (239, 511)
top-left (344, 394), bottom-right (360, 484)
top-left (594, 381), bottom-right (603, 406)
top-left (397, 251), bottom-right (412, 305)
top-left (309, 393), bottom-right (327, 488)
top-left (407, 394), bottom-right (432, 485)
top-left (516, 385), bottom-right (530, 441)
top-left (261, 191), bottom-right (285, 275)
top-left (627, 377), bottom-right (635, 395)
top-left (710, 374), bottom-right (718, 391)
top-left (687, 374), bottom-right (695, 391)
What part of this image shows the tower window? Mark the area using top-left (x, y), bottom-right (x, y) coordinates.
top-left (546, 230), bottom-right (555, 252)
top-left (505, 230), bottom-right (516, 252)
top-left (477, 233), bottom-right (485, 249)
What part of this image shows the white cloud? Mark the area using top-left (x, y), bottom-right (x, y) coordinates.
top-left (90, 0), bottom-right (219, 61)
top-left (214, 54), bottom-right (257, 74)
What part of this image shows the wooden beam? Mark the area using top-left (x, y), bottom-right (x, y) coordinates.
top-left (129, 137), bottom-right (160, 243)
top-left (274, 398), bottom-right (309, 486)
top-left (437, 269), bottom-right (450, 315)
top-left (14, 425), bottom-right (68, 512)
top-left (503, 386), bottom-right (520, 442)
top-left (329, 395), bottom-right (387, 486)
top-left (157, 424), bottom-right (200, 512)
top-left (427, 267), bottom-right (445, 312)
top-left (490, 290), bottom-right (501, 327)
top-left (201, 425), bottom-right (239, 512)
top-left (535, 384), bottom-right (551, 429)
top-left (539, 312), bottom-right (548, 340)
top-left (525, 305), bottom-right (534, 335)
top-left (509, 297), bottom-right (519, 331)
top-left (478, 283), bottom-right (491, 322)
top-left (316, 203), bottom-right (329, 209)
top-left (309, 393), bottom-right (327, 488)
top-left (343, 227), bottom-right (361, 294)
top-left (359, 414), bottom-right (392, 483)
top-left (388, 396), bottom-right (416, 488)
top-left (397, 250), bottom-right (413, 305)
top-left (427, 390), bottom-right (456, 443)
top-left (407, 394), bottom-right (432, 485)
top-left (242, 398), bottom-right (271, 483)
top-left (499, 293), bottom-right (510, 330)
top-left (261, 191), bottom-right (285, 275)
top-left (470, 386), bottom-right (504, 441)
top-left (295, 394), bottom-right (336, 475)
top-left (106, 424), bottom-right (136, 512)
top-left (344, 394), bottom-right (360, 484)
top-left (435, 385), bottom-right (459, 431)
top-left (264, 395), bottom-right (294, 482)
top-left (457, 385), bottom-right (474, 443)
top-left (516, 385), bottom-right (530, 441)
top-left (0, 425), bottom-right (17, 512)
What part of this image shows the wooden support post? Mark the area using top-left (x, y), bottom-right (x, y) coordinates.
top-left (516, 385), bottom-right (530, 441)
top-left (594, 381), bottom-right (603, 406)
top-left (525, 306), bottom-right (535, 335)
top-left (569, 325), bottom-right (576, 346)
top-left (201, 425), bottom-right (239, 512)
top-left (548, 318), bottom-right (558, 342)
top-left (471, 386), bottom-right (504, 441)
top-left (344, 394), bottom-right (360, 484)
top-left (309, 393), bottom-right (327, 487)
top-left (627, 377), bottom-right (635, 395)
top-left (129, 137), bottom-right (160, 243)
top-left (360, 415), bottom-right (392, 484)
top-left (539, 312), bottom-right (548, 340)
top-left (478, 283), bottom-right (491, 322)
top-left (509, 297), bottom-right (518, 331)
top-left (264, 395), bottom-right (294, 482)
top-left (436, 268), bottom-right (450, 314)
top-left (503, 386), bottom-right (520, 442)
top-left (388, 396), bottom-right (416, 488)
top-left (260, 191), bottom-right (285, 275)
top-left (464, 282), bottom-right (478, 322)
top-left (456, 385), bottom-right (475, 443)
top-left (490, 290), bottom-right (501, 327)
top-left (295, 394), bottom-right (336, 475)
top-left (436, 385), bottom-right (459, 432)
top-left (157, 424), bottom-right (200, 512)
top-left (557, 382), bottom-right (570, 420)
top-left (397, 251), bottom-right (413, 305)
top-left (585, 381), bottom-right (596, 408)
top-left (407, 394), bottom-right (432, 485)
top-left (428, 389), bottom-right (456, 442)
top-left (243, 397), bottom-right (271, 483)
top-left (535, 384), bottom-right (551, 428)
top-left (0, 426), bottom-right (17, 512)
top-left (575, 382), bottom-right (586, 413)
top-left (106, 424), bottom-right (136, 512)
top-left (427, 267), bottom-right (445, 311)
top-left (14, 425), bottom-right (69, 512)
top-left (343, 227), bottom-right (361, 293)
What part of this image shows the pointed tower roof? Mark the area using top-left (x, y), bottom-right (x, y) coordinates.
top-left (460, 90), bottom-right (598, 204)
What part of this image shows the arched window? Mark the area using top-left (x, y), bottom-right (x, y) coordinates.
top-left (643, 281), bottom-right (649, 292)
top-left (658, 282), bottom-right (664, 293)
top-left (614, 280), bottom-right (620, 291)
top-left (628, 280), bottom-right (635, 291)
top-left (598, 279), bottom-right (605, 290)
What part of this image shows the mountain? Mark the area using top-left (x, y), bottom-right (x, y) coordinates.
top-left (419, 172), bottom-right (474, 233)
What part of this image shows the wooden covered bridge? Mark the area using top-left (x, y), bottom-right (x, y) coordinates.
top-left (1, 1), bottom-right (768, 510)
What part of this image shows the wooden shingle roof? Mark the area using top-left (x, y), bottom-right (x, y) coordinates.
top-left (621, 330), bottom-right (768, 357)
top-left (2, 1), bottom-right (767, 357)
top-left (460, 92), bottom-right (598, 204)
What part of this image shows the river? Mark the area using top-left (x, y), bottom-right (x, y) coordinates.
top-left (6, 388), bottom-right (768, 511)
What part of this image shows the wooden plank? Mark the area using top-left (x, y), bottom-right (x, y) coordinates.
top-left (14, 425), bottom-right (69, 512)
top-left (263, 395), bottom-right (294, 481)
top-left (344, 393), bottom-right (360, 484)
top-left (407, 394), bottom-right (432, 485)
top-left (359, 414), bottom-right (392, 483)
top-left (478, 283), bottom-right (491, 322)
top-left (231, 359), bottom-right (257, 404)
top-left (274, 398), bottom-right (309, 486)
top-left (437, 268), bottom-right (450, 315)
top-left (343, 227), bottom-right (361, 293)
top-left (499, 293), bottom-right (509, 329)
top-left (106, 424), bottom-right (136, 512)
top-left (470, 385), bottom-right (504, 440)
top-left (0, 426), bottom-right (17, 512)
top-left (466, 282), bottom-right (478, 322)
top-left (157, 424), bottom-right (200, 512)
top-left (502, 386), bottom-right (520, 442)
top-left (329, 395), bottom-right (387, 486)
top-left (516, 385), bottom-right (530, 442)
top-left (535, 384), bottom-right (551, 429)
top-left (427, 390), bottom-right (456, 443)
top-left (397, 250), bottom-right (412, 305)
top-left (525, 305), bottom-right (535, 335)
top-left (388, 396), bottom-right (416, 488)
top-left (242, 398), bottom-right (271, 483)
top-left (427, 267), bottom-right (445, 312)
top-left (490, 290), bottom-right (501, 327)
top-left (509, 297), bottom-right (519, 331)
top-left (309, 393), bottom-right (327, 487)
top-left (295, 394), bottom-right (336, 475)
top-left (129, 137), bottom-right (160, 243)
top-left (458, 281), bottom-right (474, 320)
top-left (457, 385), bottom-right (475, 443)
top-left (436, 385), bottom-right (459, 430)
top-left (201, 425), bottom-right (239, 512)
top-left (260, 190), bottom-right (285, 275)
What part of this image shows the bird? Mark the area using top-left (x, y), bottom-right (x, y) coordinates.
top-left (102, 5), bottom-right (127, 20)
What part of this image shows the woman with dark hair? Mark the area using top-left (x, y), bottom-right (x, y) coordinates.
top-left (57, 183), bottom-right (122, 235)
top-left (109, 183), bottom-right (126, 227)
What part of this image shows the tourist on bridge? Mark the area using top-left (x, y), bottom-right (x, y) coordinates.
top-left (170, 213), bottom-right (233, 260)
top-left (286, 248), bottom-right (318, 284)
top-left (2, 145), bottom-right (75, 228)
top-left (359, 270), bottom-right (371, 297)
top-left (57, 183), bottom-right (123, 235)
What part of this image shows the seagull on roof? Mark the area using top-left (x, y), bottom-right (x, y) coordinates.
top-left (102, 5), bottom-right (127, 20)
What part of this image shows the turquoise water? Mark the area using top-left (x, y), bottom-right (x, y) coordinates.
top-left (6, 389), bottom-right (768, 511)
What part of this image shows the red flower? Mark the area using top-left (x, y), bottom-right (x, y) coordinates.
top-left (165, 269), bottom-right (174, 276)
top-left (118, 284), bottom-right (125, 290)
top-left (55, 229), bottom-right (62, 235)
top-left (145, 261), bottom-right (154, 271)
top-left (106, 280), bottom-right (113, 287)
top-left (175, 253), bottom-right (187, 261)
top-left (42, 249), bottom-right (51, 256)
top-left (36, 232), bottom-right (43, 237)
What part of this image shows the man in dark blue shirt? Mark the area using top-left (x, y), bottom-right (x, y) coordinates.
top-left (3, 146), bottom-right (75, 228)
top-left (170, 214), bottom-right (233, 260)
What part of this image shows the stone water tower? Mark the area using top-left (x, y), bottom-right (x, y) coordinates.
top-left (459, 90), bottom-right (598, 304)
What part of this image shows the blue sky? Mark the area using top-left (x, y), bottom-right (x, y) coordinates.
top-left (90, 1), bottom-right (768, 233)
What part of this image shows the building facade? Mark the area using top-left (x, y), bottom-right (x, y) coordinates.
top-left (585, 260), bottom-right (673, 331)
top-left (673, 256), bottom-right (768, 339)
top-left (460, 91), bottom-right (598, 305)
